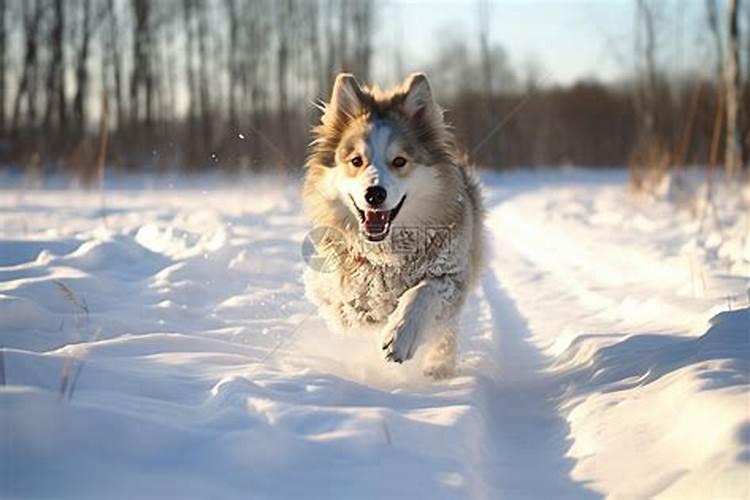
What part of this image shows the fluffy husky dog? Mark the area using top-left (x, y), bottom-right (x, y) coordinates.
top-left (303, 73), bottom-right (484, 378)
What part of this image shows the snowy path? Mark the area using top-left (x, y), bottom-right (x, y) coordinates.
top-left (474, 266), bottom-right (597, 499)
top-left (477, 172), bottom-right (749, 498)
top-left (1, 171), bottom-right (748, 499)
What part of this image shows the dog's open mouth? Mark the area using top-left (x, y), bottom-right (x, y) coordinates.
top-left (350, 195), bottom-right (406, 242)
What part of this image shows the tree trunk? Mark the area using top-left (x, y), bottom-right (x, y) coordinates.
top-left (181, 0), bottom-right (197, 164)
top-left (338, 0), bottom-right (349, 70)
top-left (478, 0), bottom-right (492, 97)
top-left (725, 0), bottom-right (745, 175)
top-left (43, 0), bottom-right (65, 132)
top-left (478, 0), bottom-right (494, 164)
top-left (705, 0), bottom-right (723, 85)
top-left (306, 1), bottom-right (323, 98)
top-left (106, 0), bottom-right (124, 130)
top-left (11, 0), bottom-right (43, 134)
top-left (73, 0), bottom-right (92, 138)
top-left (0, 0), bottom-right (7, 135)
top-left (325, 0), bottom-right (337, 90)
top-left (353, 1), bottom-right (372, 80)
top-left (639, 0), bottom-right (658, 140)
top-left (196, 0), bottom-right (211, 150)
top-left (54, 0), bottom-right (66, 127)
top-left (225, 0), bottom-right (239, 130)
top-left (275, 0), bottom-right (292, 165)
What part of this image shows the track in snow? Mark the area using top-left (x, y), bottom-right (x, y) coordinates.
top-left (469, 176), bottom-right (608, 499)
top-left (474, 267), bottom-right (598, 499)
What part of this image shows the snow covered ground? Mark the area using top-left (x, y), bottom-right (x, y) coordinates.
top-left (1, 169), bottom-right (748, 499)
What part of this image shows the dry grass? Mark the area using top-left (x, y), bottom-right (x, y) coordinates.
top-left (54, 280), bottom-right (98, 401)
top-left (54, 280), bottom-right (89, 331)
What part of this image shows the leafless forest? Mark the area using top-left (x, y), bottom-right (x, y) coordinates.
top-left (0, 0), bottom-right (748, 180)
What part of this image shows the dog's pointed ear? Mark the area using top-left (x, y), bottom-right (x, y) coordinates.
top-left (323, 73), bottom-right (365, 123)
top-left (401, 73), bottom-right (443, 124)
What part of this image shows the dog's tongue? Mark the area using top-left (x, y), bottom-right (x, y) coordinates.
top-left (364, 209), bottom-right (389, 233)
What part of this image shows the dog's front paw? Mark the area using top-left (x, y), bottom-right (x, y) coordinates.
top-left (381, 316), bottom-right (421, 363)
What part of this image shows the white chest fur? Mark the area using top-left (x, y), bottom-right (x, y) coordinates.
top-left (303, 229), bottom-right (468, 334)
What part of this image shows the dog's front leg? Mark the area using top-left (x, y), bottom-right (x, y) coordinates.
top-left (381, 281), bottom-right (435, 363)
top-left (382, 278), bottom-right (458, 363)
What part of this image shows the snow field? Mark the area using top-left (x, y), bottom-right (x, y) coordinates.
top-left (1, 169), bottom-right (748, 498)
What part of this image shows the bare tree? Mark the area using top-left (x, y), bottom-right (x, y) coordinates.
top-left (351, 1), bottom-right (373, 80)
top-left (478, 0), bottom-right (493, 97)
top-left (72, 0), bottom-right (94, 138)
top-left (476, 0), bottom-right (499, 162)
top-left (105, 0), bottom-right (125, 130)
top-left (324, 0), bottom-right (338, 92)
top-left (195, 0), bottom-right (211, 148)
top-left (11, 0), bottom-right (45, 134)
top-left (725, 0), bottom-right (746, 175)
top-left (43, 0), bottom-right (66, 132)
top-left (636, 0), bottom-right (658, 142)
top-left (275, 0), bottom-right (294, 161)
top-left (0, 0), bottom-right (7, 135)
top-left (629, 0), bottom-right (670, 187)
top-left (240, 0), bottom-right (272, 165)
top-left (158, 12), bottom-right (179, 126)
top-left (182, 0), bottom-right (197, 135)
top-left (337, 0), bottom-right (349, 71)
top-left (706, 0), bottom-right (724, 83)
top-left (305, 1), bottom-right (324, 98)
top-left (224, 0), bottom-right (240, 130)
top-left (130, 0), bottom-right (155, 127)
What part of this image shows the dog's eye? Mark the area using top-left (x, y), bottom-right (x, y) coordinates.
top-left (350, 156), bottom-right (363, 167)
top-left (392, 157), bottom-right (407, 168)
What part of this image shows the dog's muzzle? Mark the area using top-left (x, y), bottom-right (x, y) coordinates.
top-left (350, 194), bottom-right (406, 242)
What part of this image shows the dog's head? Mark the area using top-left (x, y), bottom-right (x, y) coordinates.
top-left (306, 73), bottom-right (456, 243)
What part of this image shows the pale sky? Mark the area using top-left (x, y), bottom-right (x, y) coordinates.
top-left (372, 0), bottom-right (715, 87)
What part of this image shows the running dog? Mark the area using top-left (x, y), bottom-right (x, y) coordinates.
top-left (303, 73), bottom-right (484, 378)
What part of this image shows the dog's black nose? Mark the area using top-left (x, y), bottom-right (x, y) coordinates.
top-left (364, 186), bottom-right (387, 207)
